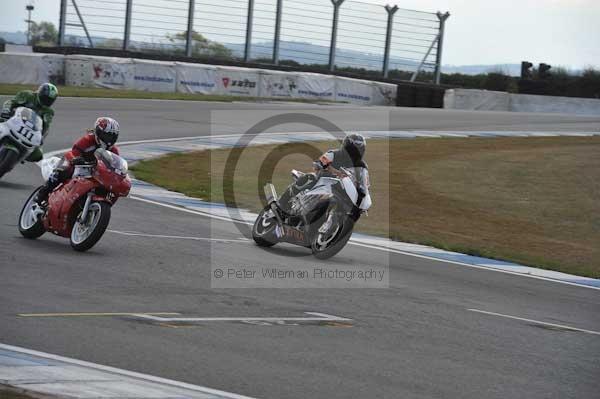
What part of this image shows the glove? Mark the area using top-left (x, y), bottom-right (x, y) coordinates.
top-left (313, 161), bottom-right (325, 171)
top-left (0, 110), bottom-right (10, 121)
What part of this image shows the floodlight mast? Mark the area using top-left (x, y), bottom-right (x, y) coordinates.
top-left (26, 3), bottom-right (35, 46)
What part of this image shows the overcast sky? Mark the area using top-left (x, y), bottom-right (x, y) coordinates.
top-left (2, 0), bottom-right (599, 69)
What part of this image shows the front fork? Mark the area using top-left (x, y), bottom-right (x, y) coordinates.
top-left (264, 183), bottom-right (285, 237)
top-left (78, 192), bottom-right (94, 224)
top-left (318, 203), bottom-right (339, 234)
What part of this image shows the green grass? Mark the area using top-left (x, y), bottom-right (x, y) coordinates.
top-left (131, 136), bottom-right (600, 278)
top-left (0, 84), bottom-right (341, 103)
top-left (0, 388), bottom-right (37, 399)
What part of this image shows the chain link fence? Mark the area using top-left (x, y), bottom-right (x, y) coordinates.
top-left (58, 0), bottom-right (449, 83)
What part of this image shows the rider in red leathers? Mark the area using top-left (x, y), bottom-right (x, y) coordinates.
top-left (36, 117), bottom-right (120, 205)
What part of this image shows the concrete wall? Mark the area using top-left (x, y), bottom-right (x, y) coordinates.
top-left (444, 88), bottom-right (600, 116)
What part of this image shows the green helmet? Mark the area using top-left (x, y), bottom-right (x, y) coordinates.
top-left (37, 83), bottom-right (58, 107)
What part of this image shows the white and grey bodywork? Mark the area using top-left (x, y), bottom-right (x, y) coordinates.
top-left (291, 167), bottom-right (372, 215)
top-left (0, 107), bottom-right (43, 164)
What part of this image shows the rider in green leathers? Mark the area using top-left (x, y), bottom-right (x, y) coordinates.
top-left (0, 83), bottom-right (58, 162)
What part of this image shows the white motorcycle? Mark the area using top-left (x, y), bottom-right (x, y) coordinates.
top-left (0, 107), bottom-right (43, 179)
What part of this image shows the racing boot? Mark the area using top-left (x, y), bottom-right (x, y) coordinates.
top-left (34, 171), bottom-right (61, 208)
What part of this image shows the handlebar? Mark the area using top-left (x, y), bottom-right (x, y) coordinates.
top-left (71, 156), bottom-right (97, 167)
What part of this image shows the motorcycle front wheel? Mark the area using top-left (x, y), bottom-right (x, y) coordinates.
top-left (18, 187), bottom-right (46, 239)
top-left (70, 202), bottom-right (111, 252)
top-left (252, 206), bottom-right (279, 247)
top-left (311, 216), bottom-right (354, 260)
top-left (0, 146), bottom-right (20, 179)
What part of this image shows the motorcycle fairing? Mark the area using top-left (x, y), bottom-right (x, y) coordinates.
top-left (0, 107), bottom-right (43, 164)
top-left (44, 177), bottom-right (97, 237)
top-left (280, 225), bottom-right (309, 246)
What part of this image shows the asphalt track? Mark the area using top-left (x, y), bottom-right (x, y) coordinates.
top-left (1, 98), bottom-right (599, 399)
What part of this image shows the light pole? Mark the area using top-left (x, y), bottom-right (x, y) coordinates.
top-left (26, 4), bottom-right (35, 45)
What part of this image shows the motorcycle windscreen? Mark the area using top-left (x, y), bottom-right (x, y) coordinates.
top-left (94, 149), bottom-right (131, 196)
top-left (96, 149), bottom-right (128, 176)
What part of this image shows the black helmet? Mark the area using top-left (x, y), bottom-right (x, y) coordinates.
top-left (94, 117), bottom-right (120, 148)
top-left (37, 83), bottom-right (58, 107)
top-left (342, 133), bottom-right (366, 161)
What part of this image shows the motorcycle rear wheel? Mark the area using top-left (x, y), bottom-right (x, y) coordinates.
top-left (252, 206), bottom-right (278, 247)
top-left (0, 146), bottom-right (19, 179)
top-left (70, 202), bottom-right (111, 252)
top-left (18, 187), bottom-right (46, 239)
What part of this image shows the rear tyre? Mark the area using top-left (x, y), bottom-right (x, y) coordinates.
top-left (70, 202), bottom-right (111, 252)
top-left (18, 187), bottom-right (46, 239)
top-left (252, 206), bottom-right (279, 247)
top-left (311, 216), bottom-right (354, 260)
top-left (0, 146), bottom-right (19, 179)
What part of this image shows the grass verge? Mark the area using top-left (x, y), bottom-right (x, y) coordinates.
top-left (0, 84), bottom-right (340, 103)
top-left (131, 136), bottom-right (600, 278)
top-left (0, 387), bottom-right (40, 399)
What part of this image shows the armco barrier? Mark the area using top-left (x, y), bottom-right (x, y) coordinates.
top-left (444, 89), bottom-right (600, 115)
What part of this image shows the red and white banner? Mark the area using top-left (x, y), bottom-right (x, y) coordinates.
top-left (216, 66), bottom-right (260, 97)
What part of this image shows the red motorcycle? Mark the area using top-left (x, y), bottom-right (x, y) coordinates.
top-left (18, 149), bottom-right (131, 251)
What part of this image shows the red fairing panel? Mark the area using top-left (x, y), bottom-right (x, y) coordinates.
top-left (44, 177), bottom-right (98, 237)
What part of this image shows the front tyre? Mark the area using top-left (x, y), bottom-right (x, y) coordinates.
top-left (18, 187), bottom-right (46, 239)
top-left (70, 202), bottom-right (111, 252)
top-left (0, 146), bottom-right (20, 179)
top-left (311, 217), bottom-right (354, 260)
top-left (252, 206), bottom-right (279, 247)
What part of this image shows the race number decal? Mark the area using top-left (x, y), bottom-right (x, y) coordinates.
top-left (17, 125), bottom-right (35, 141)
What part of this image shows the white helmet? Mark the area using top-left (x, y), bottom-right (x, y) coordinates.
top-left (94, 117), bottom-right (119, 149)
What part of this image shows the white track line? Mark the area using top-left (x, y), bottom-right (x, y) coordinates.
top-left (17, 312), bottom-right (181, 317)
top-left (467, 309), bottom-right (600, 336)
top-left (130, 195), bottom-right (249, 224)
top-left (130, 195), bottom-right (600, 292)
top-left (108, 229), bottom-right (250, 243)
top-left (0, 343), bottom-right (258, 399)
top-left (132, 312), bottom-right (351, 323)
top-left (349, 241), bottom-right (600, 291)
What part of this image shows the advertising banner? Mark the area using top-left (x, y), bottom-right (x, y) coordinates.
top-left (260, 71), bottom-right (299, 98)
top-left (65, 55), bottom-right (134, 89)
top-left (175, 62), bottom-right (218, 94)
top-left (296, 73), bottom-right (335, 101)
top-left (132, 59), bottom-right (176, 92)
top-left (216, 66), bottom-right (260, 97)
top-left (335, 76), bottom-right (374, 105)
top-left (0, 53), bottom-right (64, 85)
top-left (372, 82), bottom-right (397, 106)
